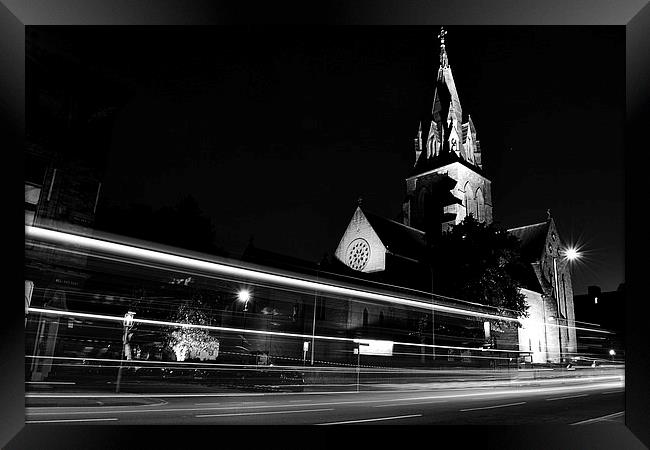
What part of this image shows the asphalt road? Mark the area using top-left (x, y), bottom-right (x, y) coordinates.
top-left (25, 377), bottom-right (625, 425)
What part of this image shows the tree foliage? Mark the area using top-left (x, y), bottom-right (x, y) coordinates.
top-left (430, 215), bottom-right (529, 323)
top-left (95, 195), bottom-right (229, 256)
top-left (165, 296), bottom-right (219, 361)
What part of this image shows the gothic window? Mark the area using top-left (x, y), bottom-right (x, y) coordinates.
top-left (562, 274), bottom-right (569, 342)
top-left (475, 187), bottom-right (484, 222)
top-left (463, 182), bottom-right (474, 218)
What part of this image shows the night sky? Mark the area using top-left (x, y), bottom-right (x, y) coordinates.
top-left (33, 26), bottom-right (625, 295)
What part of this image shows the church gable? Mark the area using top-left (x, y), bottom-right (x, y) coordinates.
top-left (334, 207), bottom-right (387, 273)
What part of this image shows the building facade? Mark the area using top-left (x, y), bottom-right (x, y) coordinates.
top-left (333, 28), bottom-right (577, 364)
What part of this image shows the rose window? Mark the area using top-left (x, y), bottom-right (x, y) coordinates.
top-left (347, 239), bottom-right (370, 271)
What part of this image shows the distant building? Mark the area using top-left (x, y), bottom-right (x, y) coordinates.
top-left (573, 284), bottom-right (626, 359)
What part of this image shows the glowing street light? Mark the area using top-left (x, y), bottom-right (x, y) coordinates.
top-left (237, 289), bottom-right (252, 352)
top-left (116, 311), bottom-right (136, 393)
top-left (237, 289), bottom-right (251, 311)
top-left (563, 247), bottom-right (581, 261)
top-left (609, 349), bottom-right (616, 356)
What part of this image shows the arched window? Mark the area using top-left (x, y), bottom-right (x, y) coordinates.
top-left (463, 182), bottom-right (474, 219)
top-left (475, 187), bottom-right (485, 222)
top-left (562, 274), bottom-right (569, 342)
top-left (363, 308), bottom-right (369, 328)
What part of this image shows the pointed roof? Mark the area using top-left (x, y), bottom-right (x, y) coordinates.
top-left (431, 28), bottom-right (462, 135)
top-left (508, 221), bottom-right (550, 263)
top-left (507, 220), bottom-right (554, 293)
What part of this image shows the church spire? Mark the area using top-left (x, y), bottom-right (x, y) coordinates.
top-left (438, 27), bottom-right (449, 69)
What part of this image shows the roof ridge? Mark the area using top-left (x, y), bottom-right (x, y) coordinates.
top-left (361, 208), bottom-right (426, 235)
top-left (507, 221), bottom-right (549, 232)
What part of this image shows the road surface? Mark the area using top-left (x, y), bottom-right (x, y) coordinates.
top-left (25, 375), bottom-right (624, 425)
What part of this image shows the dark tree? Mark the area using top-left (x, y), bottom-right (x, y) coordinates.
top-left (95, 195), bottom-right (229, 256)
top-left (431, 215), bottom-right (529, 323)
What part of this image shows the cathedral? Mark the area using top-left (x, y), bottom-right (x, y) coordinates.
top-left (332, 28), bottom-right (577, 364)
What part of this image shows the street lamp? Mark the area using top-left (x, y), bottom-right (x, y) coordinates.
top-left (311, 263), bottom-right (320, 366)
top-left (554, 245), bottom-right (581, 364)
top-left (609, 349), bottom-right (616, 361)
top-left (237, 289), bottom-right (251, 311)
top-left (551, 245), bottom-right (581, 364)
top-left (237, 289), bottom-right (251, 351)
top-left (563, 247), bottom-right (581, 262)
top-left (116, 311), bottom-right (135, 393)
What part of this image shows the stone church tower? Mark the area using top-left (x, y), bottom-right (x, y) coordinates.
top-left (402, 28), bottom-right (493, 238)
top-left (330, 28), bottom-right (577, 363)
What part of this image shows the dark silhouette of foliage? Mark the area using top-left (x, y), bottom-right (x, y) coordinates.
top-left (430, 214), bottom-right (529, 325)
top-left (95, 195), bottom-right (229, 256)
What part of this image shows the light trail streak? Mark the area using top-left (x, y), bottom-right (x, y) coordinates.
top-left (25, 226), bottom-right (512, 320)
top-left (373, 400), bottom-right (448, 408)
top-left (25, 380), bottom-right (623, 409)
top-left (460, 401), bottom-right (526, 412)
top-left (25, 418), bottom-right (118, 423)
top-left (24, 225), bottom-right (614, 335)
top-left (570, 411), bottom-right (625, 426)
top-left (26, 307), bottom-right (532, 354)
top-left (545, 394), bottom-right (588, 401)
top-left (29, 354), bottom-right (547, 374)
top-left (507, 375), bottom-right (623, 385)
top-left (195, 408), bottom-right (334, 418)
top-left (316, 414), bottom-right (422, 425)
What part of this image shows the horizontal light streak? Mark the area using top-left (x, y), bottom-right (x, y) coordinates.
top-left (316, 414), bottom-right (422, 425)
top-left (545, 394), bottom-right (588, 401)
top-left (25, 417), bottom-right (118, 423)
top-left (26, 380), bottom-right (622, 405)
top-left (508, 375), bottom-right (622, 385)
top-left (195, 408), bottom-right (334, 418)
top-left (373, 400), bottom-right (448, 408)
top-left (27, 307), bottom-right (530, 354)
top-left (26, 383), bottom-right (624, 421)
top-left (25, 226), bottom-right (519, 322)
top-left (460, 401), bottom-right (526, 412)
top-left (25, 226), bottom-right (613, 335)
top-left (570, 411), bottom-right (624, 426)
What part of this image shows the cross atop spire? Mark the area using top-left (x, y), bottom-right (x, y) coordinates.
top-left (438, 27), bottom-right (449, 68)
